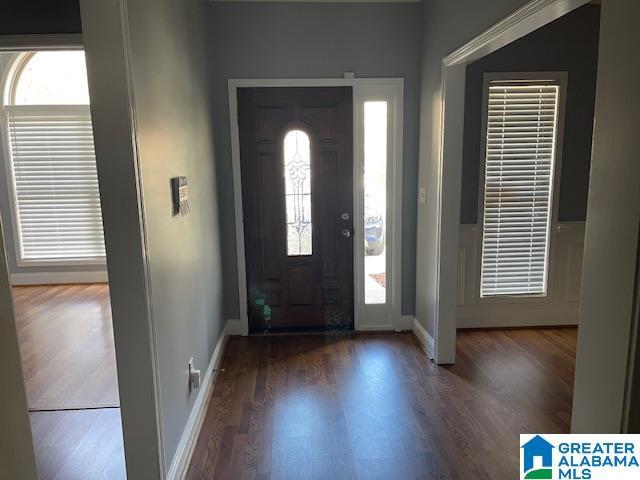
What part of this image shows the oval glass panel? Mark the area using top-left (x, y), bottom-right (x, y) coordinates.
top-left (283, 130), bottom-right (312, 256)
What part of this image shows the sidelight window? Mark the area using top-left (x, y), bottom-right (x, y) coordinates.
top-left (363, 101), bottom-right (388, 304)
top-left (283, 129), bottom-right (312, 256)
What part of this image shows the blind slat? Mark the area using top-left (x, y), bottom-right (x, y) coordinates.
top-left (7, 108), bottom-right (106, 261)
top-left (480, 81), bottom-right (559, 297)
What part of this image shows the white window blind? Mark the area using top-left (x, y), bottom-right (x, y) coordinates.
top-left (6, 106), bottom-right (106, 262)
top-left (480, 81), bottom-right (560, 297)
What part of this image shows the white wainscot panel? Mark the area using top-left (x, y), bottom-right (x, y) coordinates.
top-left (456, 222), bottom-right (585, 329)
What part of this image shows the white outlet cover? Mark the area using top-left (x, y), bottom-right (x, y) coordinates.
top-left (418, 187), bottom-right (426, 204)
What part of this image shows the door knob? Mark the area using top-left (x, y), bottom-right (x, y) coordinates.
top-left (341, 229), bottom-right (351, 238)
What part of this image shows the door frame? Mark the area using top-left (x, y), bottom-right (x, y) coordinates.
top-left (0, 32), bottom-right (90, 479)
top-left (427, 0), bottom-right (590, 364)
top-left (228, 78), bottom-right (404, 334)
top-left (0, 30), bottom-right (165, 478)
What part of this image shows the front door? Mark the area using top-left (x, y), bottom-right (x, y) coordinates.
top-left (238, 87), bottom-right (353, 331)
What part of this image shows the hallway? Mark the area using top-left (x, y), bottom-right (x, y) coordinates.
top-left (187, 328), bottom-right (577, 479)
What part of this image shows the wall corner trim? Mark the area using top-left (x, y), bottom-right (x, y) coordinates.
top-left (225, 318), bottom-right (243, 336)
top-left (399, 315), bottom-right (414, 331)
top-left (166, 320), bottom-right (232, 480)
top-left (411, 317), bottom-right (435, 360)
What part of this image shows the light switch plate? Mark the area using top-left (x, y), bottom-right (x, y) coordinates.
top-left (188, 357), bottom-right (201, 390)
top-left (418, 187), bottom-right (426, 204)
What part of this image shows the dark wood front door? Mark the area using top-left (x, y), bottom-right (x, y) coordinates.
top-left (238, 87), bottom-right (353, 332)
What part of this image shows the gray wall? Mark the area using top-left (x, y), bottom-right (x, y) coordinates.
top-left (0, 0), bottom-right (81, 35)
top-left (80, 0), bottom-right (224, 475)
top-left (571, 0), bottom-right (640, 433)
top-left (460, 4), bottom-right (599, 224)
top-left (627, 268), bottom-right (640, 433)
top-left (0, 217), bottom-right (37, 479)
top-left (0, 53), bottom-right (108, 280)
top-left (206, 2), bottom-right (423, 317)
top-left (416, 0), bottom-right (531, 336)
top-left (120, 0), bottom-right (224, 471)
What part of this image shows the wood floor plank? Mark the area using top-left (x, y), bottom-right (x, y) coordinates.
top-left (13, 284), bottom-right (119, 410)
top-left (188, 329), bottom-right (577, 480)
top-left (30, 409), bottom-right (125, 480)
top-left (12, 285), bottom-right (124, 479)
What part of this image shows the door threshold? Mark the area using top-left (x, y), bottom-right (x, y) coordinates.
top-left (249, 326), bottom-right (354, 336)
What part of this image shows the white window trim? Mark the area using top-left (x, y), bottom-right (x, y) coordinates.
top-left (476, 71), bottom-right (567, 305)
top-left (228, 77), bottom-right (404, 335)
top-left (355, 83), bottom-right (404, 331)
top-left (1, 50), bottom-right (107, 267)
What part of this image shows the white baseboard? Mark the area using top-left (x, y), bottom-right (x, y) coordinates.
top-left (399, 315), bottom-right (413, 331)
top-left (166, 321), bottom-right (232, 480)
top-left (411, 317), bottom-right (435, 360)
top-left (225, 318), bottom-right (243, 336)
top-left (357, 324), bottom-right (395, 332)
top-left (11, 271), bottom-right (108, 285)
top-left (457, 308), bottom-right (579, 329)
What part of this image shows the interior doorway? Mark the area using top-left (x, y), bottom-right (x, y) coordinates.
top-left (0, 47), bottom-right (124, 479)
top-left (429, 0), bottom-right (595, 364)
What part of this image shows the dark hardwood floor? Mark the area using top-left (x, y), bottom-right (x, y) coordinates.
top-left (30, 408), bottom-right (125, 480)
top-left (13, 284), bottom-right (119, 410)
top-left (12, 284), bottom-right (125, 479)
top-left (10, 285), bottom-right (577, 480)
top-left (187, 328), bottom-right (577, 480)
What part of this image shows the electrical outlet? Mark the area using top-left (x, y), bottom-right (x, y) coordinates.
top-left (188, 358), bottom-right (201, 390)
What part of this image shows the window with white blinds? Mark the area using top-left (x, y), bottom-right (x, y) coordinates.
top-left (480, 80), bottom-right (560, 297)
top-left (2, 51), bottom-right (105, 264)
top-left (6, 106), bottom-right (105, 262)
